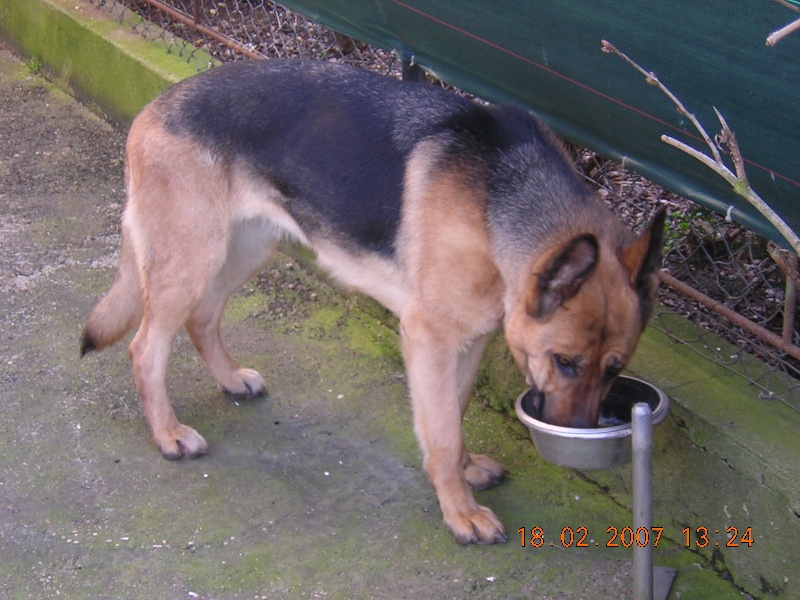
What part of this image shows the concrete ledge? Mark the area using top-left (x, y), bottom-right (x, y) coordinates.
top-left (2, 0), bottom-right (798, 596)
top-left (0, 0), bottom-right (208, 125)
top-left (632, 314), bottom-right (800, 515)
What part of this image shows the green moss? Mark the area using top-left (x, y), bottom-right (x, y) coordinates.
top-left (0, 0), bottom-right (214, 125)
top-left (474, 333), bottom-right (527, 415)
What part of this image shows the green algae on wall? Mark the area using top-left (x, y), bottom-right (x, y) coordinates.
top-left (0, 0), bottom-right (213, 126)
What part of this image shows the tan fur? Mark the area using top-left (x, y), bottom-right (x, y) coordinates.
top-left (83, 98), bottom-right (663, 547)
top-left (394, 145), bottom-right (508, 543)
top-left (504, 232), bottom-right (648, 427)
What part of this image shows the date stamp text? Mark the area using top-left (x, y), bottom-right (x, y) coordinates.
top-left (517, 526), bottom-right (754, 548)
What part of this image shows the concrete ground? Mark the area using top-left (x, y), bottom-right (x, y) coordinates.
top-left (0, 9), bottom-right (798, 598)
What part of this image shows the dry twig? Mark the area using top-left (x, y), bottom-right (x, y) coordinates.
top-left (600, 40), bottom-right (800, 261)
top-left (767, 0), bottom-right (800, 45)
top-left (766, 16), bottom-right (800, 46)
top-left (771, 0), bottom-right (800, 14)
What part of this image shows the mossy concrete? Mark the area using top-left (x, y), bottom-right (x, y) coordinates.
top-left (0, 0), bottom-right (211, 126)
top-left (1, 1), bottom-right (799, 596)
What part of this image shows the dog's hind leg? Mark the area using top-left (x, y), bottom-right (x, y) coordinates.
top-left (186, 219), bottom-right (279, 397)
top-left (456, 335), bottom-right (509, 491)
top-left (122, 152), bottom-right (235, 458)
top-left (125, 213), bottom-right (256, 458)
top-left (128, 278), bottom-right (209, 460)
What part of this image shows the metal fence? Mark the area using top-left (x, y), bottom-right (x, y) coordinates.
top-left (89, 0), bottom-right (800, 412)
top-left (96, 0), bottom-right (401, 71)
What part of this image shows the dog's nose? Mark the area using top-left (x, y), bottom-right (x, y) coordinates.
top-left (568, 414), bottom-right (595, 429)
top-left (531, 389), bottom-right (545, 417)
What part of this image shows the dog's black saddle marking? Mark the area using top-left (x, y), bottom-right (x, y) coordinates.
top-left (162, 60), bottom-right (573, 257)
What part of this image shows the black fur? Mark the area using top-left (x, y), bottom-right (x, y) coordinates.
top-left (635, 207), bottom-right (667, 326)
top-left (159, 60), bottom-right (581, 257)
top-left (80, 332), bottom-right (96, 357)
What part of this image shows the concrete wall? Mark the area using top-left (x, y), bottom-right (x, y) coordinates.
top-left (0, 0), bottom-right (206, 125)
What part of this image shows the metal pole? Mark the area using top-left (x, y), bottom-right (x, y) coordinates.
top-left (632, 402), bottom-right (653, 600)
top-left (782, 263), bottom-right (797, 346)
top-left (402, 59), bottom-right (426, 82)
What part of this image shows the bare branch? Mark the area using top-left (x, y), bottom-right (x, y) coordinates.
top-left (769, 242), bottom-right (800, 289)
top-left (713, 108), bottom-right (749, 184)
top-left (659, 135), bottom-right (736, 183)
top-left (602, 40), bottom-right (800, 256)
top-left (601, 40), bottom-right (721, 163)
top-left (767, 16), bottom-right (800, 46)
top-left (771, 0), bottom-right (800, 15)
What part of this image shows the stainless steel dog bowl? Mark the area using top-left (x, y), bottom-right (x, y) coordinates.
top-left (515, 375), bottom-right (669, 470)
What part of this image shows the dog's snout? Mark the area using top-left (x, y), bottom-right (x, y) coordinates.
top-left (566, 413), bottom-right (595, 429)
top-left (528, 388), bottom-right (545, 419)
top-left (539, 395), bottom-right (601, 429)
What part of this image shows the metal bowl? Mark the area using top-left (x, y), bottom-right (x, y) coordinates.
top-left (515, 375), bottom-right (669, 470)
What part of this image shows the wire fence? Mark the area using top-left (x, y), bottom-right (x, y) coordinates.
top-left (89, 0), bottom-right (800, 412)
top-left (94, 0), bottom-right (401, 71)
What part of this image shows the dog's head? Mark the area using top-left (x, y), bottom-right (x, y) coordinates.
top-left (505, 209), bottom-right (666, 428)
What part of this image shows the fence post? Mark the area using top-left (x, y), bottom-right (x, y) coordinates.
top-left (402, 58), bottom-right (425, 82)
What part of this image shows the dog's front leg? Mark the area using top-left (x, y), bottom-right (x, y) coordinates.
top-left (401, 315), bottom-right (507, 545)
top-left (457, 335), bottom-right (509, 492)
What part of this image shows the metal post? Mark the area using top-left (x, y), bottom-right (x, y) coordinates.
top-left (402, 58), bottom-right (426, 82)
top-left (782, 262), bottom-right (797, 346)
top-left (632, 402), bottom-right (653, 600)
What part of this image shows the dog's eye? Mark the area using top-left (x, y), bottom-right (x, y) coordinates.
top-left (553, 354), bottom-right (577, 379)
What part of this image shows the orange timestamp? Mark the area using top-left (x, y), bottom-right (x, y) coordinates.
top-left (683, 526), bottom-right (754, 548)
top-left (517, 526), bottom-right (755, 548)
top-left (518, 526), bottom-right (664, 548)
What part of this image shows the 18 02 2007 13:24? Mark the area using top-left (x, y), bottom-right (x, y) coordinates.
top-left (517, 526), bottom-right (754, 548)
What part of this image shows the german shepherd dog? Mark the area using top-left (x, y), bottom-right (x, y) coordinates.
top-left (82, 59), bottom-right (665, 545)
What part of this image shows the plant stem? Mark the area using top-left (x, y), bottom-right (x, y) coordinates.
top-left (601, 40), bottom-right (800, 256)
top-left (766, 16), bottom-right (800, 46)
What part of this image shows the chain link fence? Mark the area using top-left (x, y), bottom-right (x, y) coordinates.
top-left (91, 0), bottom-right (401, 71)
top-left (89, 0), bottom-right (800, 412)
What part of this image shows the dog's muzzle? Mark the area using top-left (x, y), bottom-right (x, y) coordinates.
top-left (526, 386), bottom-right (546, 420)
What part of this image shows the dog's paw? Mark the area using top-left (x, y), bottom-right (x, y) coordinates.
top-left (445, 504), bottom-right (507, 545)
top-left (465, 453), bottom-right (508, 491)
top-left (156, 424), bottom-right (208, 460)
top-left (222, 368), bottom-right (266, 398)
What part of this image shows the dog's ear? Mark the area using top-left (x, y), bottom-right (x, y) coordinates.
top-left (619, 207), bottom-right (667, 325)
top-left (528, 234), bottom-right (599, 320)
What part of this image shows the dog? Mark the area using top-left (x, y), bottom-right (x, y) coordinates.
top-left (81, 59), bottom-right (665, 545)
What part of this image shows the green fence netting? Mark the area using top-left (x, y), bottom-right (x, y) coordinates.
top-left (281, 0), bottom-right (799, 245)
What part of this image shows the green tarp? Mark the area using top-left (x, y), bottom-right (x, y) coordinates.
top-left (282, 0), bottom-right (799, 245)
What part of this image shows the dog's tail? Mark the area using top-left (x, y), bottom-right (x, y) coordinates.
top-left (81, 234), bottom-right (142, 357)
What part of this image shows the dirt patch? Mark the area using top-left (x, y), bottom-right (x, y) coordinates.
top-left (0, 56), bottom-right (126, 297)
